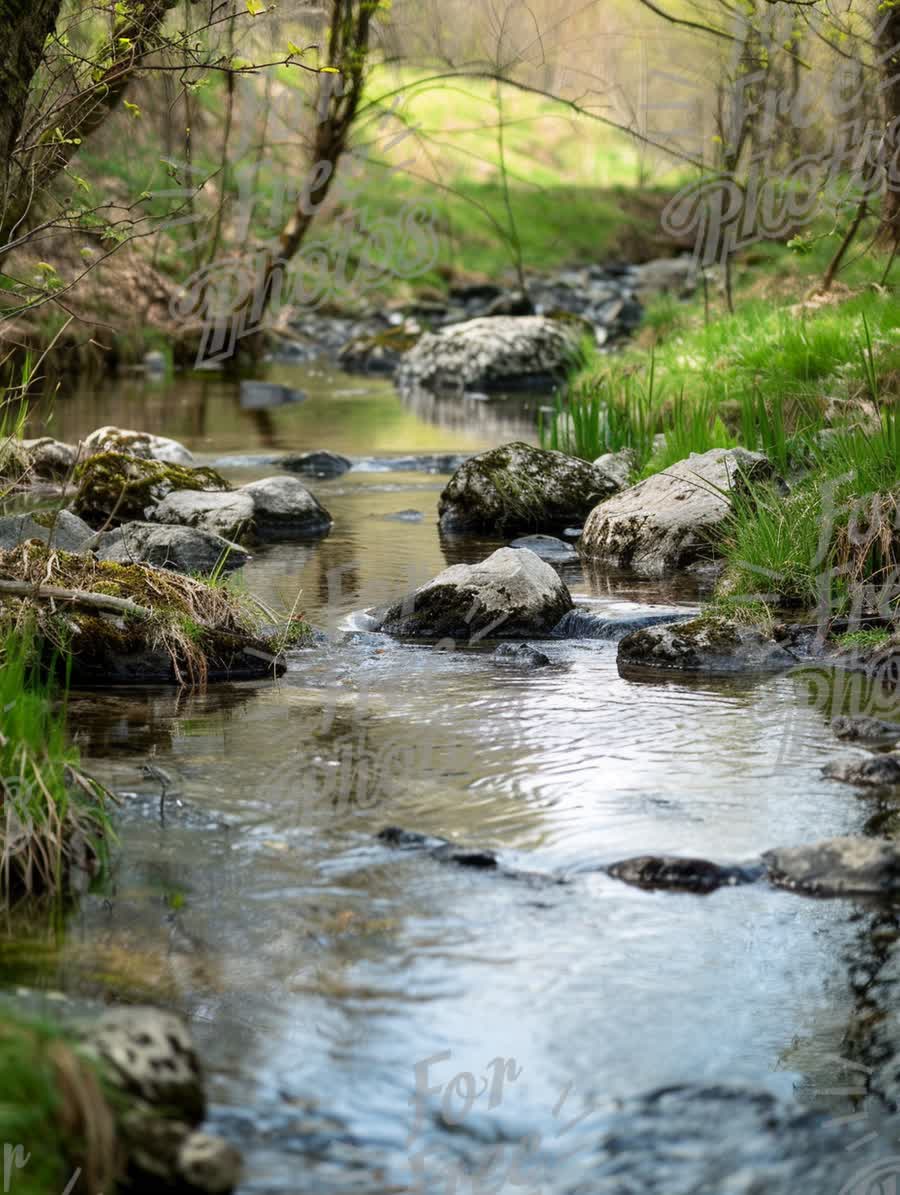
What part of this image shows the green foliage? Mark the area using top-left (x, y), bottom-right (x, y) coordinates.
top-left (640, 390), bottom-right (734, 477)
top-left (834, 627), bottom-right (891, 649)
top-left (0, 1007), bottom-right (116, 1194)
top-left (719, 479), bottom-right (825, 608)
top-left (0, 630), bottom-right (112, 903)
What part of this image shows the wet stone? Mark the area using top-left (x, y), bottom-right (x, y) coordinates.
top-left (608, 855), bottom-right (762, 893)
top-left (822, 754), bottom-right (900, 787)
top-left (493, 642), bottom-right (552, 668)
top-left (832, 714), bottom-right (900, 743)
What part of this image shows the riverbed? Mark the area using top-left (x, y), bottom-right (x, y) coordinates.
top-left (11, 361), bottom-right (900, 1192)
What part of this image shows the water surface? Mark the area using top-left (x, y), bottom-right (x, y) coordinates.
top-left (10, 363), bottom-right (898, 1192)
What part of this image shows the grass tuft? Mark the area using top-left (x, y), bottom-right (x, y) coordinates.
top-left (0, 630), bottom-right (113, 904)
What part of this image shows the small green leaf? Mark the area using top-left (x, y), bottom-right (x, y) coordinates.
top-left (123, 100), bottom-right (141, 118)
top-left (287, 40), bottom-right (304, 56)
top-left (246, 0), bottom-right (265, 14)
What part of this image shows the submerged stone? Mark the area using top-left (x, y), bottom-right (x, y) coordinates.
top-left (509, 534), bottom-right (578, 562)
top-left (553, 608), bottom-right (691, 641)
top-left (608, 855), bottom-right (761, 893)
top-left (492, 642), bottom-right (552, 668)
top-left (618, 615), bottom-right (797, 673)
top-left (277, 450), bottom-right (352, 478)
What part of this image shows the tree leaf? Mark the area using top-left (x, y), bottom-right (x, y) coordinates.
top-left (246, 0), bottom-right (265, 14)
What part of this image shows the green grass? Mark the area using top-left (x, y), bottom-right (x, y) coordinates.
top-left (558, 240), bottom-right (900, 619)
top-left (0, 1007), bottom-right (117, 1194)
top-left (74, 65), bottom-right (686, 307)
top-left (0, 630), bottom-right (113, 903)
top-left (834, 628), bottom-right (891, 650)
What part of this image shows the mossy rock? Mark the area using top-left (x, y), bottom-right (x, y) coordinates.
top-left (439, 441), bottom-right (619, 535)
top-left (0, 544), bottom-right (286, 686)
top-left (338, 327), bottom-right (421, 374)
top-left (617, 613), bottom-right (797, 673)
top-left (71, 452), bottom-right (229, 529)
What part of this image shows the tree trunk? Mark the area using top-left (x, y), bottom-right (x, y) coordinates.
top-left (877, 0), bottom-right (900, 245)
top-left (0, 0), bottom-right (175, 245)
top-left (0, 0), bottom-right (63, 237)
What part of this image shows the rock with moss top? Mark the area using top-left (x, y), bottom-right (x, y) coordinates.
top-left (398, 315), bottom-right (590, 392)
top-left (93, 522), bottom-right (248, 575)
top-left (580, 447), bottom-right (773, 574)
top-left (338, 327), bottom-right (420, 374)
top-left (439, 442), bottom-right (619, 535)
top-left (72, 452), bottom-right (229, 529)
top-left (617, 614), bottom-right (797, 673)
top-left (372, 546), bottom-right (573, 641)
top-left (82, 425), bottom-right (193, 465)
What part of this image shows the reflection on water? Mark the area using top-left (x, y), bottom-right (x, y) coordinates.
top-left (30, 362), bottom-right (537, 457)
top-left (10, 364), bottom-right (900, 1191)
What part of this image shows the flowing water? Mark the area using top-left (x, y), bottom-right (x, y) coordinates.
top-left (11, 362), bottom-right (900, 1191)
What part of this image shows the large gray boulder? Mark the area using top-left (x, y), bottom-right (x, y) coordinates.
top-left (617, 614), bottom-right (797, 673)
top-left (372, 546), bottom-right (573, 641)
top-left (580, 447), bottom-right (772, 574)
top-left (0, 510), bottom-right (95, 553)
top-left (763, 835), bottom-right (900, 896)
top-left (439, 442), bottom-right (619, 535)
top-left (397, 315), bottom-right (589, 392)
top-left (239, 475), bottom-right (332, 540)
top-left (82, 425), bottom-right (194, 465)
top-left (93, 521), bottom-right (248, 575)
top-left (508, 534), bottom-right (578, 562)
top-left (149, 489), bottom-right (256, 541)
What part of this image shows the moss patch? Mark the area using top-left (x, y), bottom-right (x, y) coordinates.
top-left (72, 452), bottom-right (229, 528)
top-left (0, 543), bottom-right (287, 687)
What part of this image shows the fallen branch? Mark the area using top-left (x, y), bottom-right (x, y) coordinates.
top-left (0, 580), bottom-right (151, 619)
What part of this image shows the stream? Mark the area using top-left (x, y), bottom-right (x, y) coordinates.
top-left (11, 359), bottom-right (900, 1192)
